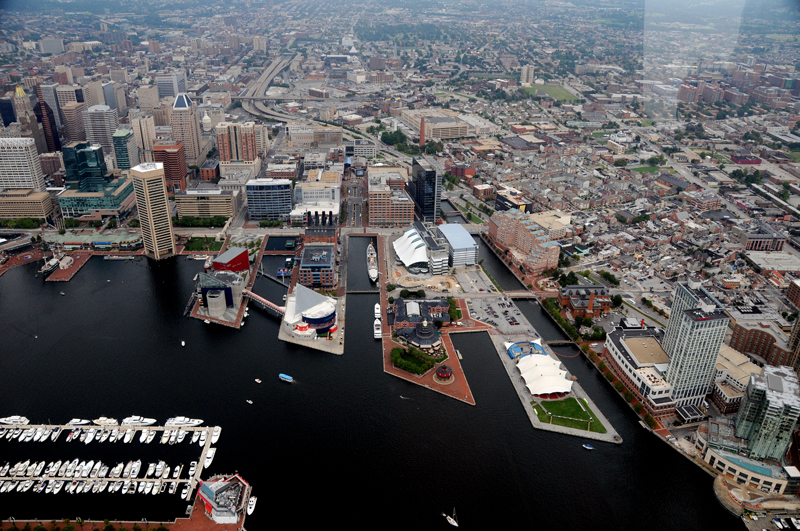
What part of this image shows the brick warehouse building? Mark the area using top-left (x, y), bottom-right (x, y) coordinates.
top-left (559, 285), bottom-right (612, 319)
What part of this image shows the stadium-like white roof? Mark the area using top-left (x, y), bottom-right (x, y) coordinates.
top-left (393, 226), bottom-right (429, 268)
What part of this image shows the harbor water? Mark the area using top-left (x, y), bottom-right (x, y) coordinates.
top-left (0, 255), bottom-right (738, 529)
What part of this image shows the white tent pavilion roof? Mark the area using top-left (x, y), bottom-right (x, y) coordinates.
top-left (517, 354), bottom-right (561, 374)
top-left (393, 226), bottom-right (429, 269)
top-left (525, 376), bottom-right (573, 396)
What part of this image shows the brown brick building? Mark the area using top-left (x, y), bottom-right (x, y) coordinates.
top-left (559, 285), bottom-right (612, 319)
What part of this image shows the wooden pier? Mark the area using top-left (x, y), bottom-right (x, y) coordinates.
top-left (1, 423), bottom-right (220, 498)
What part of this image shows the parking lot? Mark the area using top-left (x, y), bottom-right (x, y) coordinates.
top-left (466, 297), bottom-right (532, 336)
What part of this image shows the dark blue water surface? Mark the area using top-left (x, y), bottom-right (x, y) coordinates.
top-left (0, 253), bottom-right (737, 529)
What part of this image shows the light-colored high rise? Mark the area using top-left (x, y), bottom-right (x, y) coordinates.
top-left (521, 64), bottom-right (536, 85)
top-left (84, 80), bottom-right (105, 107)
top-left (156, 72), bottom-right (186, 99)
top-left (137, 85), bottom-right (160, 110)
top-left (0, 138), bottom-right (46, 191)
top-left (61, 101), bottom-right (88, 142)
top-left (12, 86), bottom-right (47, 155)
top-left (662, 279), bottom-right (729, 409)
top-left (55, 85), bottom-right (82, 118)
top-left (82, 105), bottom-right (119, 154)
top-left (131, 162), bottom-right (176, 260)
top-left (131, 114), bottom-right (156, 162)
top-left (171, 93), bottom-right (202, 164)
top-left (216, 121), bottom-right (258, 162)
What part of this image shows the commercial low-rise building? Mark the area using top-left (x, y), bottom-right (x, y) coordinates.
top-left (0, 189), bottom-right (54, 220)
top-left (298, 244), bottom-right (336, 288)
top-left (559, 285), bottom-right (612, 319)
top-left (175, 189), bottom-right (238, 219)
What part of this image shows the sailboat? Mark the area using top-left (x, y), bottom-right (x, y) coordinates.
top-left (444, 508), bottom-right (459, 527)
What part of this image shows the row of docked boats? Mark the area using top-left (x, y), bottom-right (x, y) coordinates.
top-left (0, 415), bottom-right (206, 427)
top-left (1, 424), bottom-right (221, 447)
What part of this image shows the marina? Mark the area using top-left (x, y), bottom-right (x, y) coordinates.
top-left (0, 420), bottom-right (220, 500)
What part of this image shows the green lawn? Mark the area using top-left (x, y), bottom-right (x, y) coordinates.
top-left (789, 151), bottom-right (800, 163)
top-left (184, 237), bottom-right (224, 252)
top-left (592, 131), bottom-right (610, 138)
top-left (533, 398), bottom-right (608, 434)
top-left (631, 166), bottom-right (661, 173)
top-left (522, 85), bottom-right (579, 102)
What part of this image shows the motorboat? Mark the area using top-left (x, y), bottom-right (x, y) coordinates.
top-left (181, 486), bottom-right (189, 499)
top-left (48, 461), bottom-right (62, 477)
top-left (279, 373), bottom-right (294, 383)
top-left (98, 429), bottom-right (111, 443)
top-left (248, 496), bottom-right (257, 515)
top-left (155, 461), bottom-right (164, 478)
top-left (255, 379), bottom-right (262, 383)
top-left (367, 242), bottom-right (378, 282)
top-left (122, 461), bottom-right (132, 478)
top-left (374, 318), bottom-right (382, 339)
top-left (169, 430), bottom-right (178, 445)
top-left (139, 429), bottom-right (149, 443)
top-left (161, 429), bottom-right (171, 444)
top-left (159, 480), bottom-right (166, 494)
top-left (93, 417), bottom-right (119, 426)
top-left (166, 416), bottom-right (204, 427)
top-left (181, 341), bottom-right (185, 347)
top-left (24, 429), bottom-right (35, 442)
top-left (122, 416), bottom-right (157, 426)
top-left (82, 481), bottom-right (92, 493)
top-left (246, 400), bottom-right (253, 404)
top-left (375, 303), bottom-right (381, 319)
top-left (81, 461), bottom-right (94, 478)
top-left (145, 430), bottom-right (156, 444)
top-left (65, 460), bottom-right (78, 477)
top-left (98, 481), bottom-right (108, 493)
top-left (50, 427), bottom-right (61, 442)
top-left (172, 466), bottom-right (181, 479)
top-left (84, 428), bottom-right (96, 444)
top-left (110, 463), bottom-right (123, 478)
top-left (123, 428), bottom-right (134, 443)
top-left (25, 462), bottom-right (36, 476)
top-left (121, 480), bottom-right (131, 494)
top-left (211, 426), bottom-right (222, 444)
top-left (99, 465), bottom-right (109, 478)
top-left (53, 480), bottom-right (64, 494)
top-left (169, 482), bottom-right (177, 495)
top-left (162, 466), bottom-right (171, 480)
top-left (191, 431), bottom-right (200, 444)
top-left (204, 448), bottom-right (216, 468)
top-left (130, 460), bottom-right (141, 478)
top-left (198, 429), bottom-right (208, 447)
top-left (188, 461), bottom-right (198, 477)
top-left (109, 428), bottom-right (120, 442)
top-left (66, 419), bottom-right (90, 426)
top-left (36, 480), bottom-right (46, 493)
top-left (137, 481), bottom-right (146, 494)
top-left (45, 480), bottom-right (54, 494)
top-left (143, 481), bottom-right (152, 494)
top-left (58, 461), bottom-right (68, 477)
top-left (152, 480), bottom-right (161, 495)
top-left (0, 462), bottom-right (8, 476)
top-left (90, 461), bottom-right (101, 478)
top-left (176, 429), bottom-right (187, 443)
top-left (583, 444), bottom-right (594, 450)
top-left (146, 463), bottom-right (155, 478)
top-left (34, 461), bottom-right (46, 476)
top-left (32, 427), bottom-right (44, 441)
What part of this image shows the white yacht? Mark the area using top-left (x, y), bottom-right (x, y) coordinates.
top-left (50, 427), bottom-right (61, 442)
top-left (0, 416), bottom-right (30, 425)
top-left (93, 417), bottom-right (119, 426)
top-left (48, 461), bottom-right (62, 477)
top-left (374, 318), bottom-right (382, 339)
top-left (165, 416), bottom-right (203, 427)
top-left (181, 486), bottom-right (189, 499)
top-left (65, 460), bottom-right (78, 478)
top-left (248, 496), bottom-right (257, 515)
top-left (169, 482), bottom-right (177, 495)
top-left (367, 242), bottom-right (378, 282)
top-left (374, 303), bottom-right (381, 319)
top-left (177, 429), bottom-right (187, 443)
top-left (84, 428), bottom-right (96, 444)
top-left (152, 480), bottom-right (161, 495)
top-left (204, 448), bottom-right (216, 468)
top-left (160, 430), bottom-right (171, 444)
top-left (139, 429), bottom-right (149, 444)
top-left (53, 480), bottom-right (64, 494)
top-left (110, 463), bottom-right (124, 478)
top-left (81, 461), bottom-right (94, 478)
top-left (198, 429), bottom-right (208, 447)
top-left (130, 460), bottom-right (141, 478)
top-left (188, 461), bottom-right (198, 477)
top-left (191, 431), bottom-right (200, 444)
top-left (122, 461), bottom-right (132, 478)
top-left (145, 430), bottom-right (156, 444)
top-left (211, 426), bottom-right (222, 444)
top-left (123, 428), bottom-right (134, 443)
top-left (155, 461), bottom-right (164, 478)
top-left (162, 466), bottom-right (171, 480)
top-left (122, 416), bottom-right (157, 426)
top-left (66, 419), bottom-right (90, 426)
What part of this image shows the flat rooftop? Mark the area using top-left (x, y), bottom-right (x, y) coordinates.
top-left (623, 336), bottom-right (670, 366)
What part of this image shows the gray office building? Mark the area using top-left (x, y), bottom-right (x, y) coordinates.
top-left (246, 178), bottom-right (293, 221)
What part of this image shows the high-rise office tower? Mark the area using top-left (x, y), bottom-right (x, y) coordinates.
top-left (153, 141), bottom-right (187, 192)
top-left (102, 82), bottom-right (117, 110)
top-left (171, 93), bottom-right (202, 164)
top-left (0, 97), bottom-right (15, 127)
top-left (130, 162), bottom-right (176, 260)
top-left (113, 129), bottom-right (140, 170)
top-left (84, 80), bottom-right (105, 107)
top-left (38, 83), bottom-right (62, 129)
top-left (131, 115), bottom-right (156, 162)
top-left (113, 84), bottom-right (127, 116)
top-left (82, 105), bottom-right (119, 154)
top-left (735, 365), bottom-right (800, 462)
top-left (33, 98), bottom-right (61, 153)
top-left (61, 102), bottom-right (88, 142)
top-left (62, 141), bottom-right (111, 191)
top-left (0, 138), bottom-right (46, 191)
top-left (137, 85), bottom-right (160, 110)
top-left (408, 157), bottom-right (441, 223)
top-left (216, 121), bottom-right (257, 162)
top-left (521, 64), bottom-right (536, 85)
top-left (662, 279), bottom-right (729, 409)
top-left (156, 72), bottom-right (186, 99)
top-left (12, 87), bottom-right (47, 155)
top-left (55, 85), bottom-right (84, 118)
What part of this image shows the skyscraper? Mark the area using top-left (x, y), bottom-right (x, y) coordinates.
top-left (113, 129), bottom-right (140, 170)
top-left (131, 162), bottom-right (176, 260)
top-left (137, 85), bottom-right (160, 110)
top-left (0, 97), bottom-right (15, 127)
top-left (38, 83), bottom-right (62, 129)
top-left (520, 64), bottom-right (536, 85)
top-left (61, 102), bottom-right (88, 142)
top-left (662, 279), bottom-right (729, 410)
top-left (12, 87), bottom-right (47, 155)
top-left (33, 87), bottom-right (61, 153)
top-left (84, 80), bottom-right (105, 108)
top-left (0, 138), bottom-right (46, 191)
top-left (171, 93), bottom-right (202, 164)
top-left (102, 82), bottom-right (117, 110)
top-left (735, 365), bottom-right (800, 462)
top-left (131, 115), bottom-right (156, 162)
top-left (408, 157), bottom-right (441, 223)
top-left (153, 141), bottom-right (187, 192)
top-left (62, 141), bottom-right (111, 191)
top-left (216, 121), bottom-right (257, 162)
top-left (82, 105), bottom-right (119, 154)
